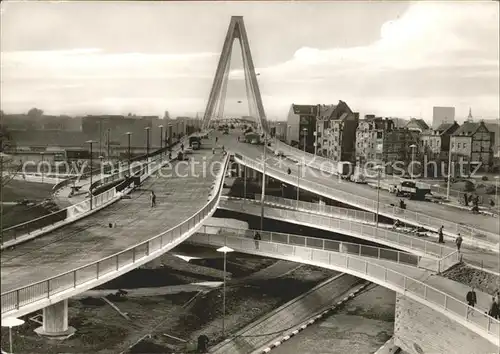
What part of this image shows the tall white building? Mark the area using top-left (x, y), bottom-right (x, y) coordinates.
top-left (432, 107), bottom-right (455, 129)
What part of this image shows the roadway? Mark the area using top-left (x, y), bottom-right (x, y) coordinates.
top-left (218, 133), bottom-right (498, 239)
top-left (1, 147), bottom-right (224, 295)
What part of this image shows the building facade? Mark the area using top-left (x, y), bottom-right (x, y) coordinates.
top-left (450, 121), bottom-right (494, 170)
top-left (405, 118), bottom-right (429, 133)
top-left (355, 117), bottom-right (420, 169)
top-left (286, 104), bottom-right (318, 152)
top-left (315, 101), bottom-right (358, 162)
top-left (420, 122), bottom-right (460, 160)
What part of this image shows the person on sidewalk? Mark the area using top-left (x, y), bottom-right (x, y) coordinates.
top-left (464, 193), bottom-right (469, 206)
top-left (455, 234), bottom-right (463, 253)
top-left (287, 167), bottom-right (291, 175)
top-left (181, 143), bottom-right (184, 151)
top-left (438, 225), bottom-right (445, 244)
top-left (466, 287), bottom-right (477, 316)
top-left (150, 190), bottom-right (157, 208)
top-left (488, 297), bottom-right (499, 319)
top-left (254, 232), bottom-right (261, 250)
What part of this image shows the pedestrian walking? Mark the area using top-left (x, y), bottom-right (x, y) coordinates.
top-left (455, 234), bottom-right (463, 252)
top-left (464, 193), bottom-right (469, 206)
top-left (466, 287), bottom-right (477, 316)
top-left (438, 225), bottom-right (444, 244)
top-left (215, 137), bottom-right (218, 143)
top-left (488, 297), bottom-right (499, 319)
top-left (212, 147), bottom-right (215, 154)
top-left (490, 198), bottom-right (495, 207)
top-left (181, 143), bottom-right (184, 151)
top-left (287, 167), bottom-right (291, 175)
top-left (150, 191), bottom-right (156, 208)
top-left (254, 232), bottom-right (261, 250)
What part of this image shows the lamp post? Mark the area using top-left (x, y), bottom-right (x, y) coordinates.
top-left (375, 165), bottom-right (383, 228)
top-left (2, 317), bottom-right (25, 354)
top-left (243, 165), bottom-right (247, 202)
top-left (287, 125), bottom-right (291, 144)
top-left (409, 144), bottom-right (417, 179)
top-left (216, 246), bottom-right (234, 337)
top-left (297, 162), bottom-right (301, 207)
top-left (302, 128), bottom-right (308, 153)
top-left (159, 125), bottom-right (164, 160)
top-left (446, 146), bottom-right (454, 200)
top-left (86, 140), bottom-right (95, 210)
top-left (145, 127), bottom-right (150, 174)
top-left (99, 155), bottom-right (104, 180)
top-left (260, 135), bottom-right (267, 231)
top-left (106, 128), bottom-right (111, 162)
top-left (126, 132), bottom-right (132, 175)
top-left (40, 152), bottom-right (45, 183)
top-left (0, 152), bottom-right (6, 243)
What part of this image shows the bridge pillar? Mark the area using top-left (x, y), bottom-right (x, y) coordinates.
top-left (34, 299), bottom-right (76, 339)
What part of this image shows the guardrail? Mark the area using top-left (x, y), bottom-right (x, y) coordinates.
top-left (0, 153), bottom-right (230, 318)
top-left (234, 154), bottom-right (499, 248)
top-left (256, 194), bottom-right (376, 224)
top-left (195, 226), bottom-right (430, 269)
top-left (190, 232), bottom-right (499, 345)
top-left (273, 140), bottom-right (468, 200)
top-left (220, 195), bottom-right (454, 262)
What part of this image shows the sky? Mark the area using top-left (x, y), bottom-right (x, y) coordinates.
top-left (1, 1), bottom-right (499, 122)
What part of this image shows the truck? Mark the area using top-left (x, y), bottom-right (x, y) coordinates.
top-left (336, 162), bottom-right (354, 180)
top-left (349, 166), bottom-right (366, 184)
top-left (393, 180), bottom-right (431, 200)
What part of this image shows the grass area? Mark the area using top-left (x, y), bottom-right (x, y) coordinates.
top-left (2, 179), bottom-right (54, 202)
top-left (2, 204), bottom-right (54, 229)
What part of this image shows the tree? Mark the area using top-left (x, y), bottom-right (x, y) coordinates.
top-left (0, 126), bottom-right (22, 188)
top-left (27, 107), bottom-right (44, 118)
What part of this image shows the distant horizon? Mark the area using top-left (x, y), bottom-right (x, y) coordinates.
top-left (2, 109), bottom-right (499, 126)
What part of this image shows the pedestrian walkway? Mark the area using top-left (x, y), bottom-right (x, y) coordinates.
top-left (220, 197), bottom-right (499, 275)
top-left (189, 231), bottom-right (499, 346)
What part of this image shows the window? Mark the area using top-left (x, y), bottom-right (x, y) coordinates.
top-left (463, 143), bottom-right (467, 149)
top-left (324, 121), bottom-right (328, 129)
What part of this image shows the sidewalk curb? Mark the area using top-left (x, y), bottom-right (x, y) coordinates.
top-left (259, 282), bottom-right (371, 354)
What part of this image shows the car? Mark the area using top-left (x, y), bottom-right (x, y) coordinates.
top-left (274, 150), bottom-right (285, 158)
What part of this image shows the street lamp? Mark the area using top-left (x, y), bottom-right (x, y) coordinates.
top-left (125, 132), bottom-right (132, 175)
top-left (145, 126), bottom-right (150, 157)
top-left (99, 155), bottom-right (104, 180)
top-left (216, 245), bottom-right (234, 337)
top-left (106, 128), bottom-right (111, 162)
top-left (2, 317), bottom-right (25, 354)
top-left (296, 161), bottom-right (301, 207)
top-left (40, 152), bottom-right (45, 183)
top-left (260, 134), bottom-right (267, 231)
top-left (0, 152), bottom-right (7, 243)
top-left (86, 140), bottom-right (95, 210)
top-left (159, 125), bottom-right (164, 160)
top-left (302, 128), bottom-right (308, 153)
top-left (374, 165), bottom-right (384, 228)
top-left (409, 144), bottom-right (417, 179)
top-left (446, 145), bottom-right (455, 200)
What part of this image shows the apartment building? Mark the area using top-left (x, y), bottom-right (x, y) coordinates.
top-left (405, 118), bottom-right (429, 133)
top-left (420, 122), bottom-right (460, 160)
top-left (315, 101), bottom-right (358, 162)
top-left (286, 104), bottom-right (318, 152)
top-left (450, 121), bottom-right (494, 170)
top-left (355, 117), bottom-right (420, 167)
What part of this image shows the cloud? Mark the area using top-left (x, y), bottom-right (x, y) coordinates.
top-left (258, 2), bottom-right (498, 78)
top-left (1, 48), bottom-right (220, 80)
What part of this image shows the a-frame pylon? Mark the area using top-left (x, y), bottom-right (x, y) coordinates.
top-left (202, 16), bottom-right (269, 134)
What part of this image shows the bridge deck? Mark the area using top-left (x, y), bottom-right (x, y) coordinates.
top-left (1, 148), bottom-right (223, 293)
top-left (222, 134), bottom-right (498, 238)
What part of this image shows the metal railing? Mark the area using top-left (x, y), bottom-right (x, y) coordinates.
top-left (0, 154), bottom-right (230, 317)
top-left (256, 194), bottom-right (376, 224)
top-left (234, 154), bottom-right (499, 246)
top-left (273, 140), bottom-right (468, 200)
top-left (195, 226), bottom-right (428, 269)
top-left (219, 197), bottom-right (453, 261)
top-left (191, 232), bottom-right (499, 345)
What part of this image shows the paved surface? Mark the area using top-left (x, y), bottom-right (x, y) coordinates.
top-left (210, 273), bottom-right (364, 354)
top-left (1, 147), bottom-right (223, 293)
top-left (219, 133), bottom-right (499, 238)
top-left (270, 285), bottom-right (396, 354)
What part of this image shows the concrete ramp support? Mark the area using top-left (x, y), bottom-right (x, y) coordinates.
top-left (34, 299), bottom-right (75, 339)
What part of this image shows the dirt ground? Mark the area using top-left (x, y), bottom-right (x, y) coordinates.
top-left (0, 253), bottom-right (334, 354)
top-left (441, 263), bottom-right (499, 295)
